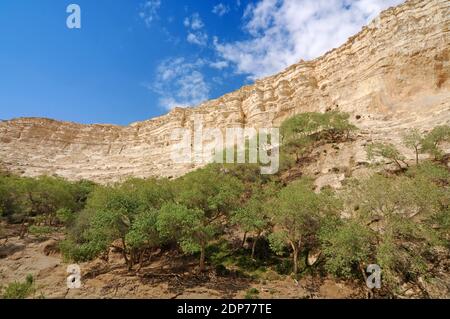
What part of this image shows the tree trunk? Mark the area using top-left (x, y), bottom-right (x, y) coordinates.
top-left (251, 233), bottom-right (260, 260)
top-left (19, 221), bottom-right (27, 239)
top-left (121, 238), bottom-right (130, 269)
top-left (290, 242), bottom-right (299, 274)
top-left (241, 232), bottom-right (247, 248)
top-left (199, 245), bottom-right (206, 272)
top-left (293, 246), bottom-right (299, 274)
top-left (394, 159), bottom-right (403, 171)
top-left (137, 249), bottom-right (146, 272)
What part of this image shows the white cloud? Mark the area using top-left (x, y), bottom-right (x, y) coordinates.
top-left (209, 60), bottom-right (229, 70)
top-left (184, 12), bottom-right (208, 46)
top-left (153, 58), bottom-right (210, 110)
top-left (215, 0), bottom-right (405, 80)
top-left (187, 32), bottom-right (208, 46)
top-left (184, 12), bottom-right (204, 30)
top-left (139, 0), bottom-right (161, 27)
top-left (212, 3), bottom-right (231, 16)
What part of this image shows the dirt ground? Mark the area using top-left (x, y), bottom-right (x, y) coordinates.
top-left (0, 228), bottom-right (365, 299)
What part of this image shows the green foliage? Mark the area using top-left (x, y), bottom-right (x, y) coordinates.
top-left (269, 179), bottom-right (341, 273)
top-left (2, 274), bottom-right (35, 299)
top-left (126, 209), bottom-right (160, 251)
top-left (0, 174), bottom-right (94, 226)
top-left (175, 165), bottom-right (244, 218)
top-left (407, 161), bottom-right (450, 185)
top-left (402, 129), bottom-right (424, 164)
top-left (232, 183), bottom-right (277, 258)
top-left (421, 125), bottom-right (450, 160)
top-left (281, 111), bottom-right (357, 143)
top-left (279, 112), bottom-right (357, 170)
top-left (245, 288), bottom-right (260, 299)
top-left (320, 220), bottom-right (373, 278)
top-left (28, 225), bottom-right (54, 238)
top-left (56, 208), bottom-right (75, 226)
top-left (0, 175), bottom-right (27, 222)
top-left (62, 178), bottom-right (174, 265)
top-left (340, 172), bottom-right (447, 291)
top-left (366, 142), bottom-right (407, 170)
top-left (157, 203), bottom-right (215, 270)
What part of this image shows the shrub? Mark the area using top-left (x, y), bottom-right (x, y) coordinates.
top-left (366, 142), bottom-right (407, 170)
top-left (421, 125), bottom-right (450, 161)
top-left (28, 225), bottom-right (54, 238)
top-left (338, 173), bottom-right (446, 292)
top-left (320, 220), bottom-right (373, 278)
top-left (2, 274), bottom-right (35, 299)
top-left (245, 288), bottom-right (260, 299)
top-left (56, 208), bottom-right (75, 226)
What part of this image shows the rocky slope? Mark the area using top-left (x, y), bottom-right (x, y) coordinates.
top-left (0, 0), bottom-right (449, 183)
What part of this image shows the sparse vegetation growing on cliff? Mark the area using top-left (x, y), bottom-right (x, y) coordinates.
top-left (366, 142), bottom-right (408, 171)
top-left (421, 125), bottom-right (450, 161)
top-left (280, 112), bottom-right (357, 169)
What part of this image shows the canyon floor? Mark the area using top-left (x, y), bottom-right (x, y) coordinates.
top-left (0, 225), bottom-right (365, 300)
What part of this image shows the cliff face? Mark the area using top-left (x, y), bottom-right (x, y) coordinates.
top-left (1, 0), bottom-right (449, 183)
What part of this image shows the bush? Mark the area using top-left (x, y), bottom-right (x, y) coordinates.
top-left (2, 274), bottom-right (35, 299)
top-left (245, 288), bottom-right (260, 299)
top-left (280, 112), bottom-right (357, 168)
top-left (366, 142), bottom-right (407, 170)
top-left (421, 125), bottom-right (450, 161)
top-left (320, 220), bottom-right (373, 278)
top-left (28, 225), bottom-right (54, 238)
top-left (56, 208), bottom-right (75, 226)
top-left (336, 172), bottom-right (446, 292)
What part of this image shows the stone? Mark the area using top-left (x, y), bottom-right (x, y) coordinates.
top-left (0, 0), bottom-right (448, 184)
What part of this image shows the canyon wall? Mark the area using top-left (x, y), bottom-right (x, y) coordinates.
top-left (0, 0), bottom-right (449, 183)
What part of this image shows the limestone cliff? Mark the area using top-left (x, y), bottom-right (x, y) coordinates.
top-left (1, 0), bottom-right (449, 183)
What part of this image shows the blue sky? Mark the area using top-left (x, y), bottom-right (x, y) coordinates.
top-left (0, 0), bottom-right (403, 125)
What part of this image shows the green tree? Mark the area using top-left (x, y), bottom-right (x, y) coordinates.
top-left (269, 179), bottom-right (340, 273)
top-left (421, 125), bottom-right (450, 161)
top-left (166, 166), bottom-right (244, 271)
top-left (340, 173), bottom-right (445, 292)
top-left (125, 209), bottom-right (161, 271)
top-left (157, 203), bottom-right (215, 271)
top-left (325, 111), bottom-right (358, 141)
top-left (85, 209), bottom-right (132, 266)
top-left (320, 219), bottom-right (373, 278)
top-left (175, 165), bottom-right (244, 218)
top-left (232, 184), bottom-right (277, 259)
top-left (62, 178), bottom-right (173, 265)
top-left (366, 142), bottom-right (407, 171)
top-left (56, 208), bottom-right (75, 226)
top-left (402, 129), bottom-right (424, 165)
top-left (280, 112), bottom-right (357, 167)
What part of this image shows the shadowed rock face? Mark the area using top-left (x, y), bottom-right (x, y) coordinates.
top-left (0, 0), bottom-right (449, 183)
